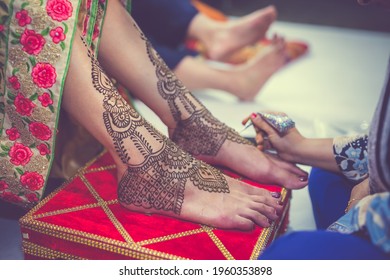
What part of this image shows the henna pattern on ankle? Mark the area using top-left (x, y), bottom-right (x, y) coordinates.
top-left (171, 109), bottom-right (252, 156)
top-left (118, 140), bottom-right (228, 214)
top-left (137, 26), bottom-right (252, 157)
top-left (85, 40), bottom-right (229, 215)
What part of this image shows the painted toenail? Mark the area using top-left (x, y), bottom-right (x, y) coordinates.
top-left (299, 176), bottom-right (308, 182)
top-left (271, 192), bottom-right (281, 198)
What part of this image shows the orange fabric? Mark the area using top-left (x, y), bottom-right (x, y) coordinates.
top-left (191, 0), bottom-right (227, 21)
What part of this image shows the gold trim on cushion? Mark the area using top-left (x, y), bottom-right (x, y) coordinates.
top-left (202, 226), bottom-right (235, 260)
top-left (20, 151), bottom-right (290, 260)
top-left (23, 240), bottom-right (86, 260)
top-left (80, 174), bottom-right (135, 244)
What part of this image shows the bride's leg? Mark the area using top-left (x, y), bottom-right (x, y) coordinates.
top-left (97, 0), bottom-right (308, 189)
top-left (62, 34), bottom-right (282, 230)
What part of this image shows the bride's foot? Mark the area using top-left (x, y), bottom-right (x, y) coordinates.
top-left (169, 108), bottom-right (308, 189)
top-left (202, 5), bottom-right (277, 62)
top-left (115, 128), bottom-right (282, 231)
top-left (128, 29), bottom-right (306, 190)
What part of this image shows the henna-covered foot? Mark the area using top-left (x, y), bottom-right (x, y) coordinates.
top-left (170, 108), bottom-right (308, 189)
top-left (138, 28), bottom-right (308, 189)
top-left (116, 134), bottom-right (282, 230)
top-left (85, 38), bottom-right (281, 230)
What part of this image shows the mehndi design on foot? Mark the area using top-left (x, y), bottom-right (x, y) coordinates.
top-left (138, 26), bottom-right (252, 156)
top-left (171, 108), bottom-right (251, 156)
top-left (86, 40), bottom-right (229, 215)
top-left (118, 140), bottom-right (228, 214)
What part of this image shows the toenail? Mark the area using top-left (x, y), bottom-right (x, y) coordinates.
top-left (299, 176), bottom-right (308, 182)
top-left (271, 192), bottom-right (281, 198)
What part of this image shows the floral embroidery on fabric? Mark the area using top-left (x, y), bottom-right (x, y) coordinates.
top-left (49, 26), bottom-right (66, 43)
top-left (15, 9), bottom-right (32, 27)
top-left (20, 28), bottom-right (46, 55)
top-left (0, 0), bottom-right (77, 208)
top-left (1, 0), bottom-right (132, 208)
top-left (333, 134), bottom-right (369, 182)
top-left (46, 0), bottom-right (73, 22)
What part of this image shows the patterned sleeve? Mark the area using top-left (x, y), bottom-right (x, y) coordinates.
top-left (328, 192), bottom-right (390, 254)
top-left (333, 134), bottom-right (369, 182)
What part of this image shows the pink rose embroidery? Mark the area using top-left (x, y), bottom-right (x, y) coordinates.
top-left (20, 172), bottom-right (44, 191)
top-left (0, 25), bottom-right (4, 32)
top-left (37, 143), bottom-right (50, 155)
top-left (26, 192), bottom-right (39, 203)
top-left (0, 192), bottom-right (22, 203)
top-left (9, 142), bottom-right (33, 166)
top-left (0, 181), bottom-right (8, 191)
top-left (31, 63), bottom-right (57, 88)
top-left (6, 127), bottom-right (20, 141)
top-left (38, 92), bottom-right (54, 107)
top-left (46, 0), bottom-right (73, 22)
top-left (8, 76), bottom-right (21, 90)
top-left (14, 93), bottom-right (36, 116)
top-left (20, 29), bottom-right (45, 55)
top-left (15, 10), bottom-right (32, 27)
top-left (29, 122), bottom-right (52, 141)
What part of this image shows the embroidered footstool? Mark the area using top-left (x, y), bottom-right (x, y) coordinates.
top-left (19, 151), bottom-right (291, 260)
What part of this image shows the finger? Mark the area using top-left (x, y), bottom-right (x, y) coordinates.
top-left (256, 144), bottom-right (264, 151)
top-left (255, 132), bottom-right (264, 145)
top-left (250, 114), bottom-right (278, 136)
top-left (262, 138), bottom-right (273, 151)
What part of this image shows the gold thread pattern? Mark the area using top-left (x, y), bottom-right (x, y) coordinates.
top-left (202, 226), bottom-right (235, 260)
top-left (23, 240), bottom-right (86, 260)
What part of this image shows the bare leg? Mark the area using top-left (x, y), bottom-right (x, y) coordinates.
top-left (62, 34), bottom-right (282, 230)
top-left (98, 0), bottom-right (308, 189)
top-left (187, 5), bottom-right (277, 62)
top-left (175, 35), bottom-right (287, 101)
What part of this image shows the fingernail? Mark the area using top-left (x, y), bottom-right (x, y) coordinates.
top-left (271, 192), bottom-right (281, 198)
top-left (251, 113), bottom-right (257, 119)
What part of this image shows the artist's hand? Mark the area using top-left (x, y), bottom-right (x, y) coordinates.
top-left (242, 112), bottom-right (306, 163)
top-left (345, 178), bottom-right (371, 213)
